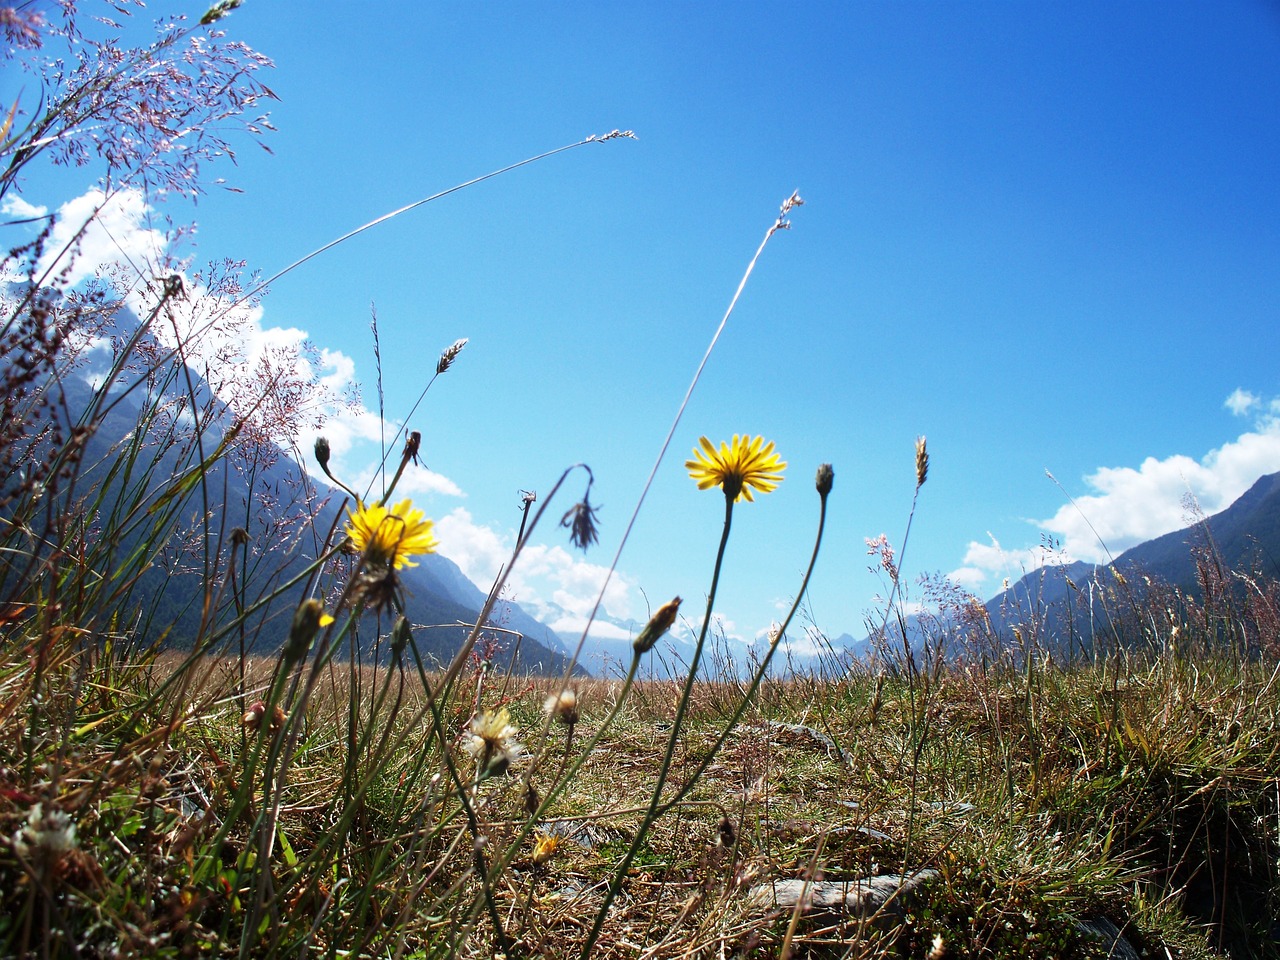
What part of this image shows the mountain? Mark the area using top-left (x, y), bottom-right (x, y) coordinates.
top-left (3, 300), bottom-right (580, 677)
top-left (841, 471), bottom-right (1280, 665)
top-left (978, 471), bottom-right (1280, 654)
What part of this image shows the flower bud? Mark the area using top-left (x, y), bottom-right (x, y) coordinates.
top-left (314, 436), bottom-right (331, 471)
top-left (633, 596), bottom-right (681, 654)
top-left (391, 616), bottom-right (412, 657)
top-left (284, 598), bottom-right (325, 665)
top-left (402, 431), bottom-right (421, 465)
top-left (243, 699), bottom-right (286, 733)
top-left (815, 463), bottom-right (834, 496)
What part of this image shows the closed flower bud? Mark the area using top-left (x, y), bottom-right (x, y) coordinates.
top-left (402, 431), bottom-right (421, 465)
top-left (633, 596), bottom-right (681, 654)
top-left (815, 463), bottom-right (834, 496)
top-left (391, 616), bottom-right (412, 657)
top-left (243, 700), bottom-right (286, 733)
top-left (314, 436), bottom-right (331, 471)
top-left (284, 598), bottom-right (328, 665)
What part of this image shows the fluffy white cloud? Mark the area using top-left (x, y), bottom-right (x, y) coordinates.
top-left (949, 536), bottom-right (1061, 593)
top-left (1226, 388), bottom-right (1260, 417)
top-left (1, 195), bottom-right (48, 220)
top-left (347, 462), bottom-right (463, 501)
top-left (36, 189), bottom-right (168, 288)
top-left (953, 396), bottom-right (1280, 591)
top-left (17, 186), bottom-right (466, 503)
top-left (435, 507), bottom-right (638, 637)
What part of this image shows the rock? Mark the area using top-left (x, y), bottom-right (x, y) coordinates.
top-left (745, 869), bottom-right (938, 920)
top-left (1077, 917), bottom-right (1141, 960)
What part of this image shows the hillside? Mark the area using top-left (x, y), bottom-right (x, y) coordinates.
top-left (978, 470), bottom-right (1280, 656)
top-left (11, 315), bottom-right (580, 677)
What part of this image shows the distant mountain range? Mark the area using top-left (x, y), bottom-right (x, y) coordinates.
top-left (981, 470), bottom-right (1280, 655)
top-left (16, 300), bottom-right (581, 677)
top-left (834, 471), bottom-right (1280, 664)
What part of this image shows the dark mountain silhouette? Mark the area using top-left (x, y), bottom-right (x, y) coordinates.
top-left (8, 303), bottom-right (580, 677)
top-left (980, 471), bottom-right (1280, 655)
top-left (844, 472), bottom-right (1280, 663)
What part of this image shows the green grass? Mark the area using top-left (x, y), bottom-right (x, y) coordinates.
top-left (2, 9), bottom-right (1278, 956)
top-left (1, 636), bottom-right (1277, 958)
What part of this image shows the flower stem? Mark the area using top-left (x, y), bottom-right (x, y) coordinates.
top-left (578, 493), bottom-right (736, 960)
top-left (657, 484), bottom-right (829, 816)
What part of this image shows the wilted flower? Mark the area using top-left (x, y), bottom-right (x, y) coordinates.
top-left (346, 498), bottom-right (438, 570)
top-left (465, 708), bottom-right (522, 776)
top-left (544, 689), bottom-right (579, 727)
top-left (531, 831), bottom-right (562, 866)
top-left (686, 435), bottom-right (786, 503)
top-left (561, 499), bottom-right (600, 551)
top-left (717, 816), bottom-right (736, 848)
top-left (13, 803), bottom-right (77, 859)
top-left (633, 596), bottom-right (681, 654)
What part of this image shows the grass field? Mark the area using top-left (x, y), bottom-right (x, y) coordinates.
top-left (3, 8), bottom-right (1278, 956)
top-left (2, 624), bottom-right (1278, 958)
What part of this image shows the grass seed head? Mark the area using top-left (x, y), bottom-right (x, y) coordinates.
top-left (436, 338), bottom-right (468, 374)
top-left (915, 435), bottom-right (929, 488)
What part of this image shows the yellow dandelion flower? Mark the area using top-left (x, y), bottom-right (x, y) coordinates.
top-left (686, 435), bottom-right (786, 503)
top-left (346, 498), bottom-right (438, 569)
top-left (532, 831), bottom-right (562, 866)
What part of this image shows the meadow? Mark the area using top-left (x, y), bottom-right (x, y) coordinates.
top-left (2, 5), bottom-right (1279, 958)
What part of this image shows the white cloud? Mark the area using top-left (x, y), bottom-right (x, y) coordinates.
top-left (16, 185), bottom-right (468, 505)
top-left (348, 462), bottom-right (463, 501)
top-left (2, 195), bottom-right (48, 220)
top-left (1039, 414), bottom-right (1280, 562)
top-left (1226, 388), bottom-right (1260, 417)
top-left (38, 188), bottom-right (168, 288)
top-left (435, 507), bottom-right (639, 636)
top-left (953, 396), bottom-right (1280, 590)
top-left (947, 535), bottom-right (1068, 596)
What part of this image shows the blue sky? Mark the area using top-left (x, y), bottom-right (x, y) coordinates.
top-left (8, 1), bottom-right (1280, 651)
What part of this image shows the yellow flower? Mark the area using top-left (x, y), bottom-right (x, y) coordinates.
top-left (531, 831), bottom-right (561, 866)
top-left (345, 498), bottom-right (438, 569)
top-left (685, 435), bottom-right (786, 503)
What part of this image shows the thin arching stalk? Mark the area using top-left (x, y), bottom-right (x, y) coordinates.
top-left (556, 192), bottom-right (804, 678)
